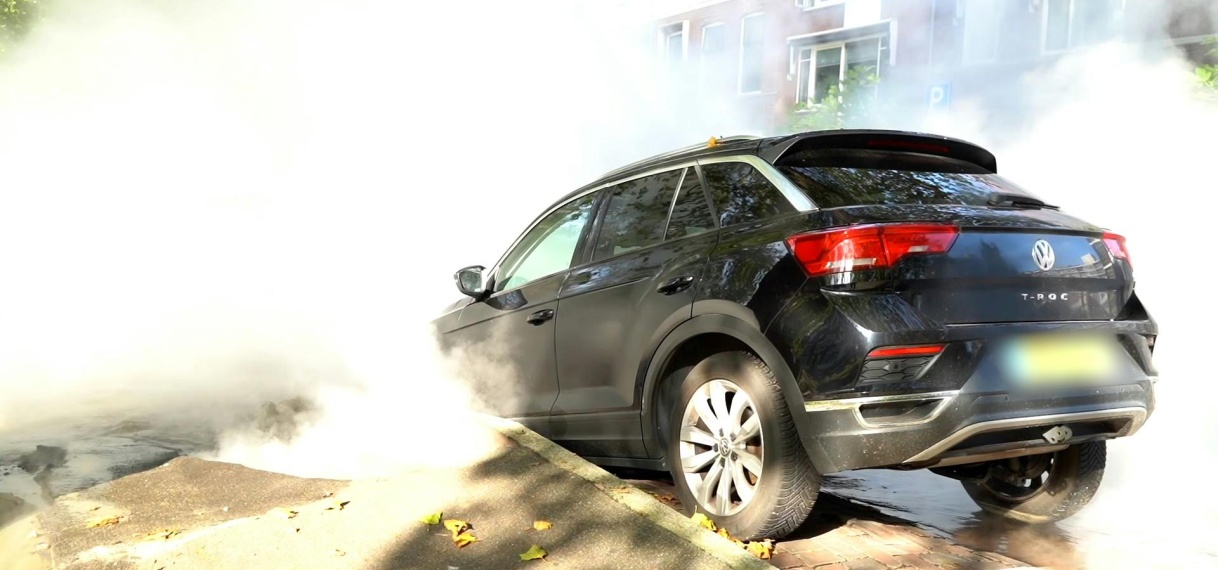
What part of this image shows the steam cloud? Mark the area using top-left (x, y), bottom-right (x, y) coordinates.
top-left (1, 0), bottom-right (1216, 567)
top-left (0, 0), bottom-right (734, 478)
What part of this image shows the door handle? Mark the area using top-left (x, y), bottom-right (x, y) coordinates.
top-left (656, 275), bottom-right (696, 295)
top-left (526, 309), bottom-right (555, 325)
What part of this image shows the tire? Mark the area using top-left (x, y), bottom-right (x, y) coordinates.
top-left (666, 351), bottom-right (820, 540)
top-left (961, 441), bottom-right (1106, 524)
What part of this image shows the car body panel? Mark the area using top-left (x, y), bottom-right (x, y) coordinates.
top-left (443, 271), bottom-right (567, 428)
top-left (551, 231), bottom-right (719, 456)
top-left (432, 129), bottom-right (1157, 481)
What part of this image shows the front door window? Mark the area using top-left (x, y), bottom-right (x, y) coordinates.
top-left (494, 193), bottom-right (596, 293)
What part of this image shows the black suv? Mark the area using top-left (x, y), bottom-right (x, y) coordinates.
top-left (433, 130), bottom-right (1157, 540)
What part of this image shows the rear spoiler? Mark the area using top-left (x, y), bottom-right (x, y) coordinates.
top-left (757, 130), bottom-right (998, 174)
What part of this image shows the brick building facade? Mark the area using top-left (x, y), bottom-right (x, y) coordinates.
top-left (655, 0), bottom-right (1215, 135)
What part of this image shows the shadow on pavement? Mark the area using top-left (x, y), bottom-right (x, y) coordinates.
top-left (375, 445), bottom-right (725, 570)
top-left (376, 445), bottom-right (726, 570)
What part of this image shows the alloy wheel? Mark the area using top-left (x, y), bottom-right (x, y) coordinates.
top-left (678, 378), bottom-right (764, 516)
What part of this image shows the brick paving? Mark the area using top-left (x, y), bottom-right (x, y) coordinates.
top-left (625, 477), bottom-right (1036, 570)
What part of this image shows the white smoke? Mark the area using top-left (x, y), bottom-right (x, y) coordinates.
top-left (0, 0), bottom-right (759, 479)
top-left (2, 2), bottom-right (1215, 566)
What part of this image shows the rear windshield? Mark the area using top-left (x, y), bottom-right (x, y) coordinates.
top-left (775, 149), bottom-right (1040, 209)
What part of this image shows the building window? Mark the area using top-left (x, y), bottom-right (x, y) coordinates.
top-left (700, 23), bottom-right (728, 90)
top-left (795, 37), bottom-right (882, 106)
top-left (739, 13), bottom-right (765, 94)
top-left (661, 22), bottom-right (686, 65)
top-left (962, 0), bottom-right (1002, 64)
top-left (1043, 0), bottom-right (1125, 53)
top-left (796, 0), bottom-right (843, 9)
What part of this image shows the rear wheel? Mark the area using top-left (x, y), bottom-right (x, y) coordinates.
top-left (666, 351), bottom-right (820, 540)
top-left (960, 441), bottom-right (1106, 524)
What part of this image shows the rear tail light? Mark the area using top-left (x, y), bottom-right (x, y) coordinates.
top-left (1103, 232), bottom-right (1131, 266)
top-left (786, 223), bottom-right (959, 278)
top-left (867, 344), bottom-right (945, 359)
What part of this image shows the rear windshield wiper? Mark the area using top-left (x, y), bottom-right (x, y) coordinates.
top-left (987, 192), bottom-right (1057, 210)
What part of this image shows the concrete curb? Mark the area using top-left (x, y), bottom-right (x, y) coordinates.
top-left (480, 415), bottom-right (776, 570)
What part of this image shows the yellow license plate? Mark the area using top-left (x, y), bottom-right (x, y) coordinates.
top-left (1002, 333), bottom-right (1121, 386)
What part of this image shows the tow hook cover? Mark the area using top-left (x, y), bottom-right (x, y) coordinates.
top-left (1043, 425), bottom-right (1073, 444)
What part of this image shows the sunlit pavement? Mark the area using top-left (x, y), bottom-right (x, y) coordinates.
top-left (623, 475), bottom-right (1033, 570)
top-left (1, 427), bottom-right (738, 570)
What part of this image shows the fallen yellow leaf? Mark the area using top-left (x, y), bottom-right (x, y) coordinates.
top-left (85, 516), bottom-right (122, 529)
top-left (141, 529), bottom-right (181, 541)
top-left (520, 544), bottom-right (547, 561)
top-left (420, 511), bottom-right (442, 525)
top-left (533, 520), bottom-right (553, 531)
top-left (270, 507), bottom-right (299, 519)
top-left (454, 531), bottom-right (477, 548)
top-left (649, 492), bottom-right (678, 504)
top-left (691, 512), bottom-right (716, 531)
top-left (443, 519), bottom-right (469, 539)
top-left (717, 528), bottom-right (745, 548)
top-left (324, 500), bottom-right (350, 511)
top-left (746, 539), bottom-right (775, 559)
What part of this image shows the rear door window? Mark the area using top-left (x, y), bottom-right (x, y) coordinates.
top-left (664, 167), bottom-right (717, 240)
top-left (700, 161), bottom-right (796, 228)
top-left (776, 150), bottom-right (1041, 208)
top-left (592, 169), bottom-right (683, 262)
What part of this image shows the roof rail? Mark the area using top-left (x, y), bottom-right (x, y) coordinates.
top-left (600, 134), bottom-right (761, 180)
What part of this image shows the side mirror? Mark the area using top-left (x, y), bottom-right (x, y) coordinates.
top-left (454, 265), bottom-right (488, 299)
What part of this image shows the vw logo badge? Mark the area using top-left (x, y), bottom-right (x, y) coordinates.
top-left (1032, 239), bottom-right (1055, 271)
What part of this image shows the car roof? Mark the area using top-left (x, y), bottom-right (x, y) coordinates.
top-left (549, 129), bottom-right (998, 211)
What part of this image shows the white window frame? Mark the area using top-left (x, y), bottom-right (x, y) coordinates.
top-left (738, 12), bottom-right (766, 95)
top-left (961, 0), bottom-right (1001, 65)
top-left (1040, 0), bottom-right (1127, 54)
top-left (699, 22), bottom-right (726, 90)
top-left (796, 0), bottom-right (844, 10)
top-left (660, 21), bottom-right (689, 63)
top-left (794, 34), bottom-right (884, 107)
top-left (1040, 0), bottom-right (1074, 54)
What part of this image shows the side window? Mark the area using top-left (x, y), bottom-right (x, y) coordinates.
top-left (665, 167), bottom-right (716, 240)
top-left (494, 193), bottom-right (596, 292)
top-left (592, 169), bottom-right (682, 262)
top-left (701, 161), bottom-right (796, 227)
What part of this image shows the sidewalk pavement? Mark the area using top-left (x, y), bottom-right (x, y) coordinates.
top-left (2, 418), bottom-right (1044, 570)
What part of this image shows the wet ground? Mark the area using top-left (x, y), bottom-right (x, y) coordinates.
top-left (626, 463), bottom-right (1218, 570)
top-left (820, 457), bottom-right (1218, 569)
top-left (0, 415), bottom-right (216, 523)
top-left (3, 418), bottom-right (1216, 569)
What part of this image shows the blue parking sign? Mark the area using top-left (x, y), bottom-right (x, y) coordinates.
top-left (928, 83), bottom-right (951, 111)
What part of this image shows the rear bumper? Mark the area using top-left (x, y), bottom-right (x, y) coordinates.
top-left (798, 378), bottom-right (1155, 474)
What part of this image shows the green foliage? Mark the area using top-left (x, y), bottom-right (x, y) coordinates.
top-left (785, 64), bottom-right (881, 134)
top-left (1, 0), bottom-right (41, 57)
top-left (1197, 36), bottom-right (1218, 98)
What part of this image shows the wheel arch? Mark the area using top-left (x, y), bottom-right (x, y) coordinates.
top-left (639, 313), bottom-right (832, 474)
